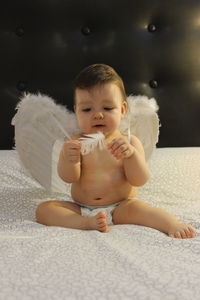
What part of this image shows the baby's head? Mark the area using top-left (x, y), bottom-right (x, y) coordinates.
top-left (73, 64), bottom-right (127, 136)
top-left (73, 64), bottom-right (126, 103)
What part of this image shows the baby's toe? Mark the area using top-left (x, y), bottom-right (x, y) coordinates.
top-left (98, 219), bottom-right (106, 228)
top-left (97, 211), bottom-right (106, 220)
top-left (100, 224), bottom-right (109, 232)
top-left (174, 231), bottom-right (182, 239)
top-left (169, 233), bottom-right (175, 238)
top-left (180, 229), bottom-right (188, 239)
top-left (183, 228), bottom-right (190, 238)
top-left (188, 225), bottom-right (196, 237)
top-left (183, 225), bottom-right (196, 238)
top-left (96, 212), bottom-right (109, 232)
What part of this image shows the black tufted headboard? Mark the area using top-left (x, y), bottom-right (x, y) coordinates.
top-left (1, 0), bottom-right (200, 149)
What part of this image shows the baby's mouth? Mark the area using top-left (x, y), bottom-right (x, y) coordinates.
top-left (93, 124), bottom-right (105, 128)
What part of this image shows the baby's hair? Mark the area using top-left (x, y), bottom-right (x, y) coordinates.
top-left (73, 64), bottom-right (127, 104)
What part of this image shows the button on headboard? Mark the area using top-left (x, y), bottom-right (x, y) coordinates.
top-left (1, 0), bottom-right (200, 149)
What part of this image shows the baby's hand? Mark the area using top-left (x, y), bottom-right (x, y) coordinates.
top-left (107, 136), bottom-right (135, 160)
top-left (62, 140), bottom-right (81, 163)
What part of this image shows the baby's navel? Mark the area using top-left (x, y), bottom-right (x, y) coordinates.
top-left (95, 197), bottom-right (102, 200)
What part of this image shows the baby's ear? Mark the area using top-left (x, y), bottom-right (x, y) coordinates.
top-left (121, 101), bottom-right (127, 116)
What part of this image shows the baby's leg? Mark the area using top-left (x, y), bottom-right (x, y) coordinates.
top-left (112, 199), bottom-right (196, 238)
top-left (36, 200), bottom-right (109, 232)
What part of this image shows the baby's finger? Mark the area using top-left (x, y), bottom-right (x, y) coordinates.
top-left (66, 141), bottom-right (81, 150)
top-left (107, 139), bottom-right (115, 149)
top-left (68, 148), bottom-right (80, 155)
top-left (113, 142), bottom-right (128, 156)
top-left (68, 156), bottom-right (81, 163)
top-left (70, 144), bottom-right (81, 151)
top-left (71, 141), bottom-right (81, 149)
top-left (108, 139), bottom-right (124, 152)
top-left (115, 148), bottom-right (129, 160)
top-left (117, 144), bottom-right (127, 154)
top-left (114, 145), bottom-right (135, 159)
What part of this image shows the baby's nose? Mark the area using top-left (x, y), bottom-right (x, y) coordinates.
top-left (94, 111), bottom-right (104, 119)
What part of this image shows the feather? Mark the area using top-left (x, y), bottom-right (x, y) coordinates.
top-left (80, 132), bottom-right (105, 155)
top-left (12, 93), bottom-right (80, 193)
top-left (12, 93), bottom-right (106, 192)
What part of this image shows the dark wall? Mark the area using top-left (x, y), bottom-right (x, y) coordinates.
top-left (1, 0), bottom-right (200, 149)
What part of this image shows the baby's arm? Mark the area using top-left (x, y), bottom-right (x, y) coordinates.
top-left (57, 138), bottom-right (81, 183)
top-left (107, 135), bottom-right (150, 186)
top-left (124, 135), bottom-right (150, 186)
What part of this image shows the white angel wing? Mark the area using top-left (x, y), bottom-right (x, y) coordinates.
top-left (12, 93), bottom-right (106, 193)
top-left (120, 95), bottom-right (160, 160)
top-left (12, 93), bottom-right (80, 193)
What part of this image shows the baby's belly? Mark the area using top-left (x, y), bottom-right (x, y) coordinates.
top-left (71, 172), bottom-right (135, 206)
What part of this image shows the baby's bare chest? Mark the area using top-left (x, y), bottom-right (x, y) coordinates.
top-left (81, 148), bottom-right (123, 178)
top-left (72, 149), bottom-right (134, 203)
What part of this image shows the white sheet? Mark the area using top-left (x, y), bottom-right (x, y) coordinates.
top-left (0, 148), bottom-right (200, 300)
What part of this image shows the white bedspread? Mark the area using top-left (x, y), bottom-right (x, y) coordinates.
top-left (0, 148), bottom-right (200, 300)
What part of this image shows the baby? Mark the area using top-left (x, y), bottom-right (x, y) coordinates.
top-left (36, 64), bottom-right (196, 238)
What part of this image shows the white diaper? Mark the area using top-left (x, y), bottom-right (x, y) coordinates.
top-left (78, 202), bottom-right (120, 225)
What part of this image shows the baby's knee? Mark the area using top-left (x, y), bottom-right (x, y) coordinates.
top-left (35, 200), bottom-right (57, 223)
top-left (123, 199), bottom-right (147, 217)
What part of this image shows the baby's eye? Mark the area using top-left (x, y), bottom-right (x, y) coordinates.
top-left (104, 107), bottom-right (114, 111)
top-left (82, 108), bottom-right (91, 112)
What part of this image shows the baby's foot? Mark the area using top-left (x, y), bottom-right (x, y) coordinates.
top-left (168, 222), bottom-right (196, 239)
top-left (88, 211), bottom-right (109, 233)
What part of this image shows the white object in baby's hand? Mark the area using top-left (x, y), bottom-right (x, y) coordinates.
top-left (79, 132), bottom-right (105, 155)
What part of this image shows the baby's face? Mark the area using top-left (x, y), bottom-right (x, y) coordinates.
top-left (74, 83), bottom-right (127, 137)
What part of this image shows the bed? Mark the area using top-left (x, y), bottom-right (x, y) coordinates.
top-left (1, 0), bottom-right (200, 299)
top-left (1, 148), bottom-right (200, 299)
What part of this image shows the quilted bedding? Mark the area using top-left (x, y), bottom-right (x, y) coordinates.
top-left (0, 148), bottom-right (200, 300)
